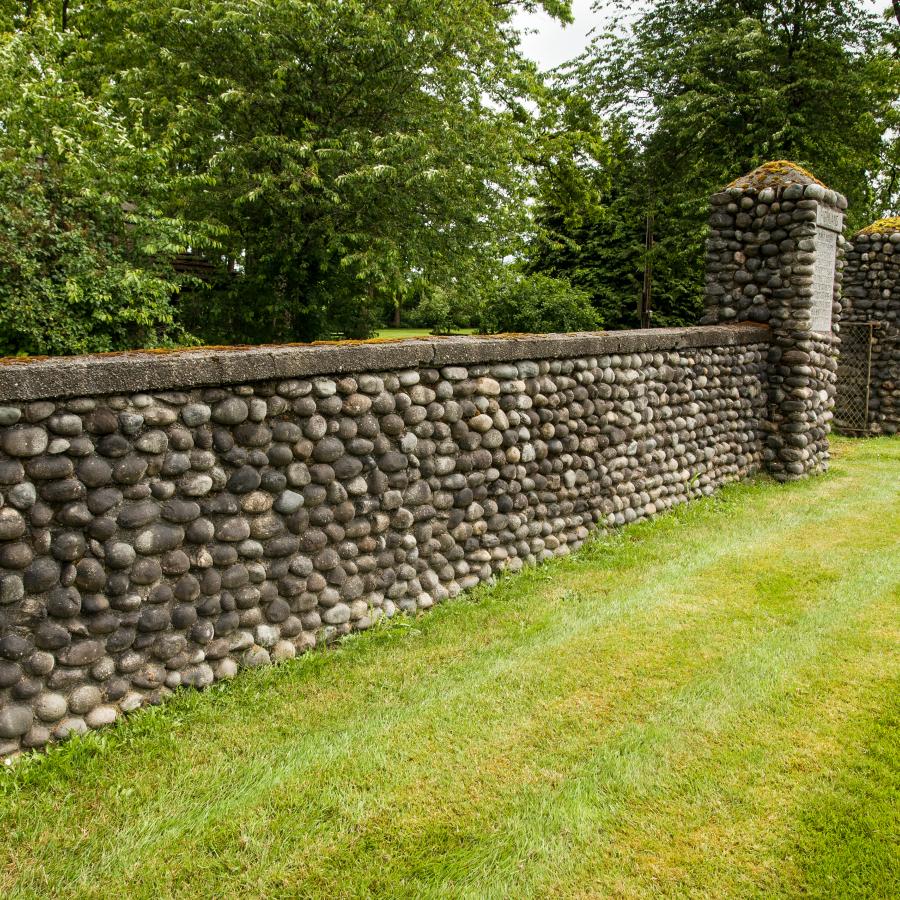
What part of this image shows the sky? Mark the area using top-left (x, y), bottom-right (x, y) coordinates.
top-left (515, 0), bottom-right (895, 71)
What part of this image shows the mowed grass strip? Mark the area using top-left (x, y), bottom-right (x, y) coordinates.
top-left (0, 437), bottom-right (897, 899)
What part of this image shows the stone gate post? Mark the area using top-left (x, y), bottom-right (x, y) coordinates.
top-left (838, 218), bottom-right (900, 434)
top-left (702, 161), bottom-right (847, 480)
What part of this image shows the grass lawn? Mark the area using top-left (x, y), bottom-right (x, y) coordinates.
top-left (373, 327), bottom-right (476, 339)
top-left (1, 437), bottom-right (897, 898)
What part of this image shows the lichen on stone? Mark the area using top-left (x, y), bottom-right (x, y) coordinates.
top-left (727, 160), bottom-right (826, 190)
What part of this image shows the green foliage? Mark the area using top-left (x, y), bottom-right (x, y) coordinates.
top-left (529, 0), bottom-right (899, 329)
top-left (591, 0), bottom-right (899, 223)
top-left (69, 0), bottom-right (567, 344)
top-left (478, 273), bottom-right (600, 334)
top-left (0, 21), bottom-right (200, 356)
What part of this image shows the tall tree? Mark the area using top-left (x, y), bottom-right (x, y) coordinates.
top-left (531, 0), bottom-right (899, 329)
top-left (69, 0), bottom-right (573, 342)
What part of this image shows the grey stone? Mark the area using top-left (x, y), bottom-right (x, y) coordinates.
top-left (0, 705), bottom-right (33, 738)
top-left (7, 482), bottom-right (37, 509)
top-left (1, 426), bottom-right (48, 457)
top-left (182, 403), bottom-right (212, 426)
top-left (135, 524), bottom-right (185, 555)
top-left (322, 603), bottom-right (351, 625)
top-left (212, 397), bottom-right (249, 425)
top-left (243, 646), bottom-right (271, 668)
top-left (34, 693), bottom-right (68, 722)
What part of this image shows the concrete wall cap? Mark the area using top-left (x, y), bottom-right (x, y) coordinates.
top-left (0, 325), bottom-right (770, 402)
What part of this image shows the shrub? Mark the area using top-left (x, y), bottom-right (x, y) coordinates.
top-left (478, 273), bottom-right (601, 334)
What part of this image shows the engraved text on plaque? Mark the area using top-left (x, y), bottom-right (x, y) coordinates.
top-left (810, 205), bottom-right (842, 332)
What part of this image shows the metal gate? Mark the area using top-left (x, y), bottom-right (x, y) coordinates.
top-left (835, 321), bottom-right (876, 434)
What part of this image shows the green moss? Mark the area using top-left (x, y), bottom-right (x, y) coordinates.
top-left (855, 216), bottom-right (900, 237)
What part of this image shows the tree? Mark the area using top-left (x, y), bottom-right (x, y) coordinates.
top-left (69, 0), bottom-right (573, 344)
top-left (0, 20), bottom-right (201, 356)
top-left (530, 0), bottom-right (899, 329)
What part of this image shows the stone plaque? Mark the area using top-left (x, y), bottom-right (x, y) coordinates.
top-left (811, 224), bottom-right (837, 332)
top-left (816, 205), bottom-right (843, 233)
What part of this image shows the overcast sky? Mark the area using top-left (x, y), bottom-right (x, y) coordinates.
top-left (515, 0), bottom-right (895, 71)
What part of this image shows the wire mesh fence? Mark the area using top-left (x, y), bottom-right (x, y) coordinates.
top-left (835, 322), bottom-right (875, 434)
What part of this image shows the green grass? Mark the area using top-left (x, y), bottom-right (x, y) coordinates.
top-left (1, 437), bottom-right (897, 899)
top-left (373, 327), bottom-right (476, 339)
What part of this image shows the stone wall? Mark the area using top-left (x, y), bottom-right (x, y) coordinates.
top-left (837, 220), bottom-right (900, 435)
top-left (702, 161), bottom-right (846, 480)
top-left (0, 326), bottom-right (769, 755)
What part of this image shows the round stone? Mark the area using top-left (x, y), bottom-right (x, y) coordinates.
top-left (212, 398), bottom-right (249, 425)
top-left (54, 717), bottom-right (89, 740)
top-left (85, 705), bottom-right (118, 729)
top-left (274, 490), bottom-right (303, 514)
top-left (135, 524), bottom-right (185, 555)
top-left (0, 407), bottom-right (22, 426)
top-left (242, 646), bottom-right (271, 668)
top-left (1, 426), bottom-right (48, 458)
top-left (0, 704), bottom-right (33, 737)
top-left (182, 403), bottom-right (212, 426)
top-left (0, 508), bottom-right (26, 541)
top-left (106, 542), bottom-right (137, 569)
top-left (35, 693), bottom-right (68, 722)
top-left (322, 603), bottom-right (351, 625)
top-left (7, 482), bottom-right (37, 509)
top-left (0, 575), bottom-right (24, 605)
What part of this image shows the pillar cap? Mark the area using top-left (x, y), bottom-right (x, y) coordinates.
top-left (727, 160), bottom-right (825, 190)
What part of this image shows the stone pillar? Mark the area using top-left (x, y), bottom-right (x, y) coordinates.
top-left (703, 161), bottom-right (846, 480)
top-left (839, 219), bottom-right (900, 435)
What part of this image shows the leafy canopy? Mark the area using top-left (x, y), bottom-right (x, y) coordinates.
top-left (74, 0), bottom-right (573, 343)
top-left (0, 19), bottom-right (202, 356)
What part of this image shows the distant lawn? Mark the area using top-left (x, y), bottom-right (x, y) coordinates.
top-left (373, 327), bottom-right (476, 339)
top-left (1, 437), bottom-right (898, 898)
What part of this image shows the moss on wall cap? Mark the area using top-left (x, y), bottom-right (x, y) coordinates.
top-left (854, 217), bottom-right (900, 238)
top-left (725, 160), bottom-right (848, 209)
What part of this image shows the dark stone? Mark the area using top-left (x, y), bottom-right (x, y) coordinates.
top-left (0, 661), bottom-right (23, 687)
top-left (161, 499), bottom-right (201, 523)
top-left (106, 628), bottom-right (137, 653)
top-left (96, 434), bottom-right (131, 457)
top-left (57, 639), bottom-right (105, 666)
top-left (87, 487), bottom-right (123, 516)
top-left (379, 451), bottom-right (408, 472)
top-left (75, 558), bottom-right (106, 592)
top-left (25, 455), bottom-right (73, 480)
top-left (0, 705), bottom-right (33, 738)
top-left (84, 408), bottom-right (119, 435)
top-left (135, 524), bottom-right (185, 555)
top-left (51, 532), bottom-right (86, 562)
top-left (138, 607), bottom-right (170, 632)
top-left (1, 426), bottom-right (49, 458)
top-left (40, 479), bottom-right (86, 504)
top-left (23, 558), bottom-right (61, 594)
top-left (0, 633), bottom-right (32, 660)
